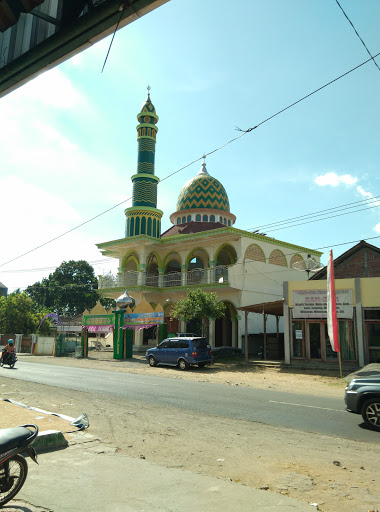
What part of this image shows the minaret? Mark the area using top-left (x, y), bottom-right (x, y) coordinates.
top-left (125, 88), bottom-right (163, 238)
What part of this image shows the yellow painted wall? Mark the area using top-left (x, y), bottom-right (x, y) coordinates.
top-left (360, 277), bottom-right (380, 307)
top-left (287, 279), bottom-right (356, 307)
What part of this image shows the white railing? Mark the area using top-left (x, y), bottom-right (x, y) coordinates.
top-left (163, 272), bottom-right (182, 287)
top-left (98, 265), bottom-right (229, 289)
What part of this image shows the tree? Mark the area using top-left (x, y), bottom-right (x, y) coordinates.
top-left (171, 289), bottom-right (225, 337)
top-left (26, 260), bottom-right (115, 317)
top-left (0, 292), bottom-right (41, 334)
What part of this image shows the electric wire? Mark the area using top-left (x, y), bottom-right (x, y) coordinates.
top-left (101, 5), bottom-right (125, 73)
top-left (335, 0), bottom-right (380, 73)
top-left (1, 51), bottom-right (380, 271)
top-left (247, 195), bottom-right (380, 232)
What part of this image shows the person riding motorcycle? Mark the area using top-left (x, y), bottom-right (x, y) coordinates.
top-left (1, 340), bottom-right (16, 364)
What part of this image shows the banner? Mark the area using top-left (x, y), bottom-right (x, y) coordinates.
top-left (124, 312), bottom-right (164, 325)
top-left (292, 289), bottom-right (353, 319)
top-left (82, 314), bottom-right (115, 326)
top-left (327, 250), bottom-right (340, 352)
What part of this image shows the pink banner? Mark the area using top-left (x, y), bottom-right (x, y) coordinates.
top-left (122, 324), bottom-right (157, 331)
top-left (82, 325), bottom-right (114, 333)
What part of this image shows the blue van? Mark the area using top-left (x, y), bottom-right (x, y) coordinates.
top-left (145, 337), bottom-right (213, 370)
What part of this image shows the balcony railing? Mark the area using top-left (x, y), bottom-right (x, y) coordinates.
top-left (98, 265), bottom-right (229, 290)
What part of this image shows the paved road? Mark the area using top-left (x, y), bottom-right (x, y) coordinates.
top-left (3, 361), bottom-right (379, 443)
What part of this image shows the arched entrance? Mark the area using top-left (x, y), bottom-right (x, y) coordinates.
top-left (215, 302), bottom-right (238, 347)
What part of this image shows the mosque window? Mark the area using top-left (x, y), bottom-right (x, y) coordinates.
top-left (269, 249), bottom-right (287, 267)
top-left (210, 215), bottom-right (215, 222)
top-left (228, 220), bottom-right (231, 226)
top-left (182, 216), bottom-right (186, 223)
top-left (187, 215), bottom-right (191, 222)
top-left (219, 216), bottom-right (223, 223)
top-left (177, 218), bottom-right (181, 225)
top-left (203, 215), bottom-right (208, 221)
top-left (245, 244), bottom-right (265, 263)
top-left (223, 218), bottom-right (227, 224)
top-left (196, 214), bottom-right (201, 221)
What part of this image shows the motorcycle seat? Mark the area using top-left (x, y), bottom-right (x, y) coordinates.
top-left (0, 426), bottom-right (34, 452)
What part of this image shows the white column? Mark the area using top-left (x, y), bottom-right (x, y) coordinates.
top-left (15, 334), bottom-right (22, 353)
top-left (283, 281), bottom-right (291, 365)
top-left (355, 278), bottom-right (365, 367)
top-left (208, 319), bottom-right (215, 346)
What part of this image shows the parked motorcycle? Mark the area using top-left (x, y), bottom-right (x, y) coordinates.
top-left (0, 424), bottom-right (38, 506)
top-left (0, 351), bottom-right (17, 369)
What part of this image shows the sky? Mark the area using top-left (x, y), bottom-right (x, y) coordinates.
top-left (1, 0), bottom-right (380, 293)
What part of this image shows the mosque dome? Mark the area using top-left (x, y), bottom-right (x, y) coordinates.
top-left (176, 161), bottom-right (230, 212)
top-left (169, 161), bottom-right (236, 228)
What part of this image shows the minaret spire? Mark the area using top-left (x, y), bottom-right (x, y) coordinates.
top-left (124, 91), bottom-right (163, 238)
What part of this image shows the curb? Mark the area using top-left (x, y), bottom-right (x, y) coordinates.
top-left (33, 430), bottom-right (68, 451)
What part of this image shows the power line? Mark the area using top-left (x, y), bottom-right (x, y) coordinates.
top-left (247, 195), bottom-right (380, 231)
top-left (253, 203), bottom-right (380, 234)
top-left (1, 51), bottom-right (379, 270)
top-left (335, 0), bottom-right (380, 73)
top-left (235, 50), bottom-right (380, 134)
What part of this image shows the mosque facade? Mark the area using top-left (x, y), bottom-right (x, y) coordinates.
top-left (97, 93), bottom-right (321, 354)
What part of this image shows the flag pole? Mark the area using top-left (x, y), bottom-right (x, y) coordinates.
top-left (338, 351), bottom-right (342, 379)
top-left (327, 250), bottom-right (342, 379)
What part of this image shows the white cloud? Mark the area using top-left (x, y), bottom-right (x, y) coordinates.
top-left (10, 68), bottom-right (84, 109)
top-left (0, 176), bottom-right (119, 292)
top-left (34, 120), bottom-right (78, 152)
top-left (357, 185), bottom-right (380, 207)
top-left (314, 172), bottom-right (358, 187)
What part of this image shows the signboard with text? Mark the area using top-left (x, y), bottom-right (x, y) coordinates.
top-left (292, 289), bottom-right (353, 319)
top-left (124, 312), bottom-right (164, 325)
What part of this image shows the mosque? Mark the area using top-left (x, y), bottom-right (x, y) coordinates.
top-left (96, 92), bottom-right (321, 355)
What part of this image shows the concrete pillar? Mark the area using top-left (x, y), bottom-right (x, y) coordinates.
top-left (15, 334), bottom-right (22, 353)
top-left (208, 319), bottom-right (215, 346)
top-left (138, 264), bottom-right (146, 286)
top-left (355, 278), bottom-right (365, 367)
top-left (181, 266), bottom-right (187, 286)
top-left (134, 329), bottom-right (143, 347)
top-left (231, 317), bottom-right (237, 347)
top-left (283, 282), bottom-right (291, 365)
top-left (158, 269), bottom-right (164, 288)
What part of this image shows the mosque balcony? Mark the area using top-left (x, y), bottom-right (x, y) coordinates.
top-left (98, 265), bottom-right (230, 291)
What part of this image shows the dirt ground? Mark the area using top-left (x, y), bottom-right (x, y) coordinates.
top-left (1, 353), bottom-right (379, 512)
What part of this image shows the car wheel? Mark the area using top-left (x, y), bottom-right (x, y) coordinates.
top-left (148, 355), bottom-right (157, 367)
top-left (178, 358), bottom-right (189, 371)
top-left (198, 362), bottom-right (206, 368)
top-left (361, 398), bottom-right (380, 431)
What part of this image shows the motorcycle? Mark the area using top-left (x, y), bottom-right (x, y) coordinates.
top-left (0, 351), bottom-right (17, 369)
top-left (0, 424), bottom-right (38, 506)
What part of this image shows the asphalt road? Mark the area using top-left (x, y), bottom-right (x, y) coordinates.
top-left (2, 361), bottom-right (379, 443)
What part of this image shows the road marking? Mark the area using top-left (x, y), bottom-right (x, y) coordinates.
top-left (269, 400), bottom-right (344, 412)
top-left (108, 378), bottom-right (158, 385)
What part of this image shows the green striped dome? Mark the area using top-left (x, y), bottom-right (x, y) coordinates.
top-left (176, 162), bottom-right (230, 212)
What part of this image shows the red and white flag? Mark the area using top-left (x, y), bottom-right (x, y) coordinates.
top-left (327, 250), bottom-right (340, 352)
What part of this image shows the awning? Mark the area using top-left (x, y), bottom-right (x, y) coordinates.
top-left (237, 299), bottom-right (284, 316)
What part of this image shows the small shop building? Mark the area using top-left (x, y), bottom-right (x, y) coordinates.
top-left (283, 241), bottom-right (380, 368)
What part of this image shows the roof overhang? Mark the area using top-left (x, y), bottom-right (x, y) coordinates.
top-left (0, 0), bottom-right (169, 98)
top-left (238, 299), bottom-right (284, 316)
